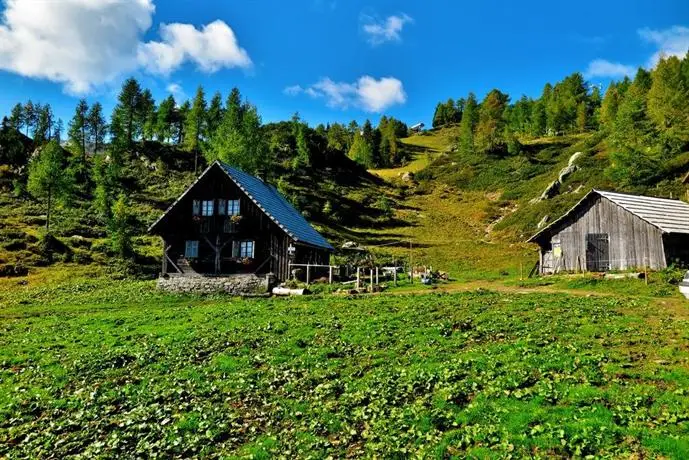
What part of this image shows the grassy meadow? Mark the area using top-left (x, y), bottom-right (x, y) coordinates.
top-left (2, 268), bottom-right (689, 458)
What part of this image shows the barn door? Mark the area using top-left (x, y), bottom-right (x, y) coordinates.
top-left (586, 233), bottom-right (610, 272)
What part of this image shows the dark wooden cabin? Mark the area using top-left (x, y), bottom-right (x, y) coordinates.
top-left (148, 161), bottom-right (334, 280)
top-left (528, 190), bottom-right (689, 274)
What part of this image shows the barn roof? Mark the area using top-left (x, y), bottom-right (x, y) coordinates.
top-left (148, 161), bottom-right (334, 251)
top-left (528, 189), bottom-right (689, 242)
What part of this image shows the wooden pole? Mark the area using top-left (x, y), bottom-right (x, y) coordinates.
top-left (370, 269), bottom-right (373, 291)
top-left (306, 264), bottom-right (310, 285)
top-left (393, 257), bottom-right (397, 286)
top-left (356, 268), bottom-right (360, 290)
top-left (375, 267), bottom-right (379, 285)
top-left (329, 266), bottom-right (333, 284)
top-left (409, 241), bottom-right (413, 284)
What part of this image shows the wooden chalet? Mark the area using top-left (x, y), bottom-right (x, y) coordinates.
top-left (148, 161), bottom-right (334, 281)
top-left (528, 190), bottom-right (689, 274)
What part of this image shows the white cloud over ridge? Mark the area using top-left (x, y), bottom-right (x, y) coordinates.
top-left (584, 59), bottom-right (635, 79)
top-left (285, 76), bottom-right (407, 113)
top-left (0, 0), bottom-right (251, 94)
top-left (362, 13), bottom-right (412, 45)
top-left (584, 25), bottom-right (689, 79)
top-left (638, 25), bottom-right (689, 66)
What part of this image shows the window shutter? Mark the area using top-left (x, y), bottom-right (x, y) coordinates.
top-left (185, 240), bottom-right (199, 258)
top-left (192, 200), bottom-right (200, 216)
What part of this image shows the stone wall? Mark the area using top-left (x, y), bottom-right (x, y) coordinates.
top-left (157, 274), bottom-right (275, 295)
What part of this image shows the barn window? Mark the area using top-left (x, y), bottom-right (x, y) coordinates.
top-left (232, 240), bottom-right (254, 258)
top-left (192, 200), bottom-right (200, 216)
top-left (201, 200), bottom-right (214, 216)
top-left (185, 240), bottom-right (199, 258)
top-left (217, 199), bottom-right (227, 216)
top-left (228, 199), bottom-right (240, 216)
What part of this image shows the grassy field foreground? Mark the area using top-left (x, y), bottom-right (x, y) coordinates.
top-left (2, 276), bottom-right (689, 458)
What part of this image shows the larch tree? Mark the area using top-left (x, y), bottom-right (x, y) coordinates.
top-left (474, 89), bottom-right (509, 154)
top-left (647, 56), bottom-right (689, 144)
top-left (139, 89), bottom-right (157, 142)
top-left (175, 100), bottom-right (191, 145)
top-left (9, 103), bottom-right (24, 132)
top-left (67, 99), bottom-right (90, 168)
top-left (155, 96), bottom-right (176, 142)
top-left (185, 86), bottom-right (207, 172)
top-left (206, 91), bottom-right (224, 139)
top-left (88, 103), bottom-right (107, 154)
top-left (113, 78), bottom-right (143, 145)
top-left (27, 140), bottom-right (74, 233)
top-left (458, 92), bottom-right (479, 154)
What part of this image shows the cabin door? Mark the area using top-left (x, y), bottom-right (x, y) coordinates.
top-left (586, 233), bottom-right (610, 272)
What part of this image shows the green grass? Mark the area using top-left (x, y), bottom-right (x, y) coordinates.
top-left (2, 272), bottom-right (689, 458)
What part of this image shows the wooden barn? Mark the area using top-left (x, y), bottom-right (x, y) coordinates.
top-left (148, 161), bottom-right (334, 281)
top-left (528, 190), bottom-right (689, 274)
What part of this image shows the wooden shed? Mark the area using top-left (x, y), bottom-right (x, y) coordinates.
top-left (148, 161), bottom-right (334, 281)
top-left (528, 190), bottom-right (689, 274)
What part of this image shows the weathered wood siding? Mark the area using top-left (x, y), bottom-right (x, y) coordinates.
top-left (544, 195), bottom-right (666, 272)
top-left (154, 166), bottom-right (330, 281)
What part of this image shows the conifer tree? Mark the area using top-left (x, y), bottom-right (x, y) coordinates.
top-left (27, 141), bottom-right (74, 233)
top-left (458, 92), bottom-right (479, 154)
top-left (68, 99), bottom-right (89, 166)
top-left (185, 86), bottom-right (207, 172)
top-left (88, 103), bottom-right (107, 154)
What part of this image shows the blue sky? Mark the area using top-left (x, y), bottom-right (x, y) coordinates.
top-left (0, 0), bottom-right (688, 129)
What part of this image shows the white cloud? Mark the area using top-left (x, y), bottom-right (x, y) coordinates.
top-left (0, 0), bottom-right (251, 94)
top-left (362, 13), bottom-right (412, 45)
top-left (638, 25), bottom-right (689, 67)
top-left (584, 25), bottom-right (689, 80)
top-left (0, 0), bottom-right (153, 94)
top-left (584, 59), bottom-right (636, 78)
top-left (283, 85), bottom-right (303, 96)
top-left (166, 83), bottom-right (185, 100)
top-left (293, 76), bottom-right (406, 112)
top-left (138, 20), bottom-right (252, 75)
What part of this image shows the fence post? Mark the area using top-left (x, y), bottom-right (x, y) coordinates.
top-left (356, 268), bottom-right (360, 290)
top-left (409, 241), bottom-right (413, 284)
top-left (393, 257), bottom-right (397, 286)
top-left (370, 269), bottom-right (373, 291)
top-left (376, 267), bottom-right (379, 285)
top-left (329, 266), bottom-right (333, 284)
top-left (306, 264), bottom-right (310, 285)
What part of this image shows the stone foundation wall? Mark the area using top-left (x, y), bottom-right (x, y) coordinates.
top-left (157, 274), bottom-right (275, 295)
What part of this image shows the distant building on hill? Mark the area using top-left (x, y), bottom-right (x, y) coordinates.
top-left (528, 190), bottom-right (689, 274)
top-left (148, 161), bottom-right (334, 292)
top-left (410, 122), bottom-right (425, 133)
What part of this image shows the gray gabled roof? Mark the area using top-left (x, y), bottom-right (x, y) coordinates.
top-left (148, 161), bottom-right (334, 251)
top-left (528, 189), bottom-right (689, 242)
top-left (596, 190), bottom-right (689, 234)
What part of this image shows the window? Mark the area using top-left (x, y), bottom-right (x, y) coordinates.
top-left (201, 200), bottom-right (214, 216)
top-left (228, 199), bottom-right (240, 216)
top-left (232, 240), bottom-right (254, 258)
top-left (192, 200), bottom-right (200, 216)
top-left (200, 219), bottom-right (210, 233)
top-left (217, 199), bottom-right (227, 216)
top-left (185, 240), bottom-right (199, 258)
